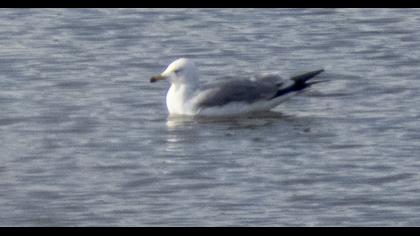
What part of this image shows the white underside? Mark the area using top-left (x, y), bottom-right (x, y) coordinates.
top-left (196, 93), bottom-right (297, 117)
top-left (166, 83), bottom-right (298, 117)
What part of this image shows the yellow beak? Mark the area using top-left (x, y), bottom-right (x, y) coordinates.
top-left (150, 75), bottom-right (167, 83)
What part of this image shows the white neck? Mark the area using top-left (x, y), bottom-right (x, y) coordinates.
top-left (166, 82), bottom-right (199, 115)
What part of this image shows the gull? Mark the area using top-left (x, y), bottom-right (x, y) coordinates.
top-left (150, 58), bottom-right (324, 117)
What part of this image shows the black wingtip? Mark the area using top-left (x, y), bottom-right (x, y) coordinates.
top-left (270, 69), bottom-right (325, 99)
top-left (291, 69), bottom-right (325, 84)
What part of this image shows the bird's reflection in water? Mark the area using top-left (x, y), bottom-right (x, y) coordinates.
top-left (166, 111), bottom-right (296, 130)
top-left (163, 111), bottom-right (317, 156)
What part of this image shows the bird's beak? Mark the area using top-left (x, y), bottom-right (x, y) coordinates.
top-left (150, 74), bottom-right (167, 83)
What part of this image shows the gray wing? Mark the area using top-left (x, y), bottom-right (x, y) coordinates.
top-left (196, 75), bottom-right (286, 108)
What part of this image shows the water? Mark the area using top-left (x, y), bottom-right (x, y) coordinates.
top-left (1, 8), bottom-right (420, 226)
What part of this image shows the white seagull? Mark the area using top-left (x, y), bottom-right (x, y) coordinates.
top-left (150, 58), bottom-right (324, 117)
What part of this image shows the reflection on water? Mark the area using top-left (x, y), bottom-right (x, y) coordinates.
top-left (163, 111), bottom-right (318, 164)
top-left (166, 111), bottom-right (294, 129)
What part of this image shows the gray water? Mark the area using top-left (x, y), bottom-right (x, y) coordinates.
top-left (1, 8), bottom-right (420, 226)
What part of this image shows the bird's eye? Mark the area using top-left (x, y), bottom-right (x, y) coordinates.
top-left (174, 69), bottom-right (182, 74)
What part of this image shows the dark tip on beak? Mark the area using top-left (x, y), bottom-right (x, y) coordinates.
top-left (150, 75), bottom-right (165, 83)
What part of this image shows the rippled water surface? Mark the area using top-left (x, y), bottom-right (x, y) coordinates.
top-left (1, 8), bottom-right (420, 226)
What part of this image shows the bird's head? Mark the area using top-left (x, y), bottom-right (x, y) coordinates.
top-left (150, 58), bottom-right (199, 85)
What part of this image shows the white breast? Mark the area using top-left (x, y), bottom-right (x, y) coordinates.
top-left (166, 84), bottom-right (197, 115)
